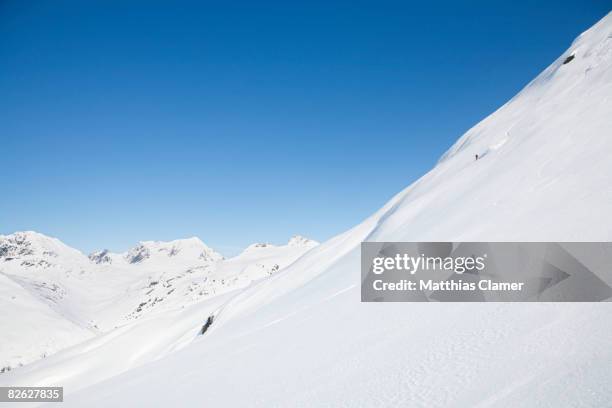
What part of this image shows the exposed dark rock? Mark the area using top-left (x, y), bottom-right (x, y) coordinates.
top-left (89, 250), bottom-right (112, 264)
top-left (200, 315), bottom-right (214, 335)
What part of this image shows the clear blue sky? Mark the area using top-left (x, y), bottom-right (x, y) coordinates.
top-left (1, 1), bottom-right (609, 255)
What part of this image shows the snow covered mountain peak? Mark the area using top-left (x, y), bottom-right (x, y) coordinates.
top-left (122, 237), bottom-right (224, 264)
top-left (241, 235), bottom-right (318, 254)
top-left (0, 231), bottom-right (86, 266)
top-left (287, 235), bottom-right (318, 248)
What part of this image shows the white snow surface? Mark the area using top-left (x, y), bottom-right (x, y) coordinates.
top-left (2, 12), bottom-right (612, 408)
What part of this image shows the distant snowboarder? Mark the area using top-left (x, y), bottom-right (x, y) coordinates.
top-left (475, 154), bottom-right (479, 161)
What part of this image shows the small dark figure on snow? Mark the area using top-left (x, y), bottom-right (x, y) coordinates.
top-left (200, 315), bottom-right (214, 335)
top-left (475, 154), bottom-right (479, 161)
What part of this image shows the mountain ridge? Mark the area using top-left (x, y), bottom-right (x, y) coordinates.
top-left (1, 230), bottom-right (318, 267)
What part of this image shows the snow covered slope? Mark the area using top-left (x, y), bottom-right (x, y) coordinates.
top-left (0, 232), bottom-right (97, 372)
top-left (3, 12), bottom-right (612, 408)
top-left (0, 232), bottom-right (317, 372)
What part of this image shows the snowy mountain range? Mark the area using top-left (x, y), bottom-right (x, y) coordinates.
top-left (0, 231), bottom-right (318, 372)
top-left (1, 11), bottom-right (612, 408)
